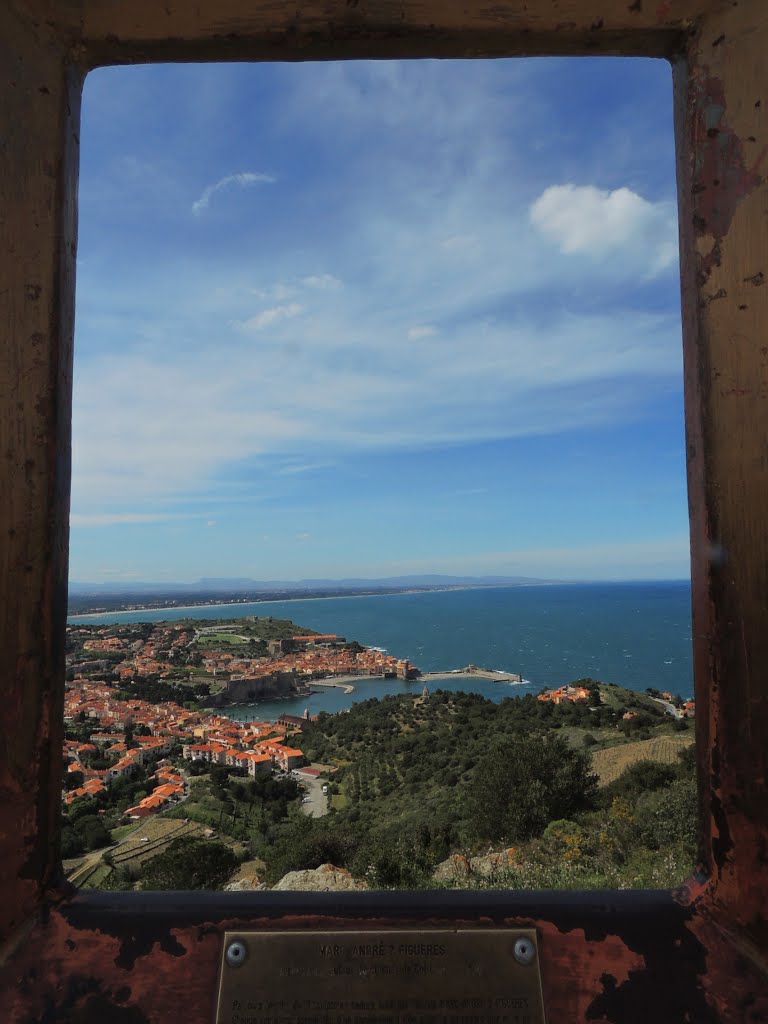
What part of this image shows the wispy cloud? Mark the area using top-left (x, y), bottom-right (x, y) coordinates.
top-left (408, 324), bottom-right (437, 340)
top-left (192, 171), bottom-right (275, 215)
top-left (375, 537), bottom-right (691, 579)
top-left (234, 303), bottom-right (303, 331)
top-left (73, 58), bottom-right (684, 582)
top-left (70, 512), bottom-right (193, 527)
top-left (303, 274), bottom-right (342, 290)
top-left (72, 305), bottom-right (680, 516)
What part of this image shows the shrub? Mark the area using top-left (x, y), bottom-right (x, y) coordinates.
top-left (465, 733), bottom-right (598, 842)
top-left (141, 837), bottom-right (238, 890)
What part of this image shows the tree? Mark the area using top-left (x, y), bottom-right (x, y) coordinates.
top-left (63, 769), bottom-right (85, 792)
top-left (465, 733), bottom-right (598, 842)
top-left (602, 759), bottom-right (677, 803)
top-left (141, 837), bottom-right (238, 890)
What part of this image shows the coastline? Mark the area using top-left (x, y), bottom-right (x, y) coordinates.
top-left (290, 668), bottom-right (525, 701)
top-left (66, 583), bottom-right (552, 621)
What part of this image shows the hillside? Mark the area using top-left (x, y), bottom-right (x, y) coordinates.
top-left (591, 733), bottom-right (695, 786)
top-left (65, 676), bottom-right (696, 893)
top-left (264, 682), bottom-right (696, 889)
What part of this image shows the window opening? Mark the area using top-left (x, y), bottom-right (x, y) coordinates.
top-left (65, 57), bottom-right (693, 894)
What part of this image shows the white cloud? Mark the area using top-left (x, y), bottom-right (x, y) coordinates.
top-left (70, 512), bottom-right (191, 527)
top-left (276, 462), bottom-right (329, 476)
top-left (71, 304), bottom-right (681, 519)
top-left (441, 234), bottom-right (478, 255)
top-left (191, 171), bottom-right (274, 214)
top-left (73, 61), bottom-right (683, 530)
top-left (207, 520), bottom-right (217, 527)
top-left (234, 303), bottom-right (303, 331)
top-left (373, 537), bottom-right (691, 580)
top-left (251, 282), bottom-right (297, 302)
top-left (302, 274), bottom-right (342, 290)
top-left (408, 324), bottom-right (437, 340)
top-left (529, 184), bottom-right (677, 273)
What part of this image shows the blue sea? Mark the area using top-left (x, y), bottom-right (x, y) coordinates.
top-left (69, 581), bottom-right (693, 719)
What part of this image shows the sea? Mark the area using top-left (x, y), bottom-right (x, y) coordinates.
top-left (68, 581), bottom-right (694, 721)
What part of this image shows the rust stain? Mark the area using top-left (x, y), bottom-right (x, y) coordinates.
top-left (691, 70), bottom-right (765, 245)
top-left (3, 899), bottom-right (752, 1024)
top-left (743, 271), bottom-right (765, 287)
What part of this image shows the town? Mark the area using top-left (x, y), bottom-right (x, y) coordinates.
top-left (64, 676), bottom-right (309, 817)
top-left (61, 617), bottom-right (697, 895)
top-left (63, 615), bottom-right (416, 824)
top-left (68, 616), bottom-right (418, 707)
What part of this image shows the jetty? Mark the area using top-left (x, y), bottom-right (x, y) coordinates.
top-left (310, 677), bottom-right (356, 694)
top-left (421, 666), bottom-right (523, 684)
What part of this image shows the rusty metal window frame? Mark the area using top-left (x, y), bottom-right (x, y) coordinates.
top-left (1, 2), bottom-right (766, 1019)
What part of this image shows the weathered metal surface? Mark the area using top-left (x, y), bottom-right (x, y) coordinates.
top-left (674, 3), bottom-right (768, 942)
top-left (215, 929), bottom-right (546, 1024)
top-left (1, 888), bottom-right (756, 1023)
top-left (1, 0), bottom-right (768, 1021)
top-left (0, 2), bottom-right (81, 943)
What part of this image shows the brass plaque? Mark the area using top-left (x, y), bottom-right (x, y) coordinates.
top-left (216, 929), bottom-right (545, 1024)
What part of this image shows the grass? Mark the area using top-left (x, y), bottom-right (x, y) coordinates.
top-left (110, 818), bottom-right (205, 867)
top-left (62, 856), bottom-right (85, 876)
top-left (81, 861), bottom-right (113, 889)
top-left (590, 734), bottom-right (694, 786)
top-left (110, 823), bottom-right (140, 843)
top-left (197, 632), bottom-right (250, 646)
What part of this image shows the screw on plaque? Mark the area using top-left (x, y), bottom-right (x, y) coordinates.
top-left (225, 940), bottom-right (248, 968)
top-left (513, 937), bottom-right (536, 965)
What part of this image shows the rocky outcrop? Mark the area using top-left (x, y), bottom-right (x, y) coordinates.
top-left (272, 863), bottom-right (368, 891)
top-left (225, 878), bottom-right (265, 891)
top-left (432, 849), bottom-right (517, 883)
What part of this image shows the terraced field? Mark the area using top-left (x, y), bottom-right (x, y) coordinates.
top-left (111, 818), bottom-right (205, 868)
top-left (591, 734), bottom-right (694, 786)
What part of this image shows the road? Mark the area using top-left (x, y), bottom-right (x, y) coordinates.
top-left (650, 696), bottom-right (683, 719)
top-left (295, 771), bottom-right (329, 818)
top-left (67, 767), bottom-right (191, 886)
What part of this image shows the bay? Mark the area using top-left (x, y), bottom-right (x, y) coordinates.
top-left (69, 581), bottom-right (694, 718)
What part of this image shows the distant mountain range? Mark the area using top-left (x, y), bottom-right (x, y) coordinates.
top-left (69, 574), bottom-right (550, 595)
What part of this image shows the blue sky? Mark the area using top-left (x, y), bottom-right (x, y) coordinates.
top-left (70, 57), bottom-right (689, 584)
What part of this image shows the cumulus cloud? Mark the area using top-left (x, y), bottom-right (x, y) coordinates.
top-left (73, 61), bottom-right (683, 533)
top-left (192, 171), bottom-right (274, 214)
top-left (235, 303), bottom-right (303, 331)
top-left (529, 184), bottom-right (677, 273)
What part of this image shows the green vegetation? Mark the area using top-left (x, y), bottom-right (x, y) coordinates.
top-left (260, 685), bottom-right (697, 889)
top-left (467, 733), bottom-right (597, 842)
top-left (64, 667), bottom-right (695, 893)
top-left (140, 837), bottom-right (239, 890)
top-left (164, 765), bottom-right (301, 845)
top-left (60, 764), bottom-right (163, 858)
top-left (191, 617), bottom-right (318, 657)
